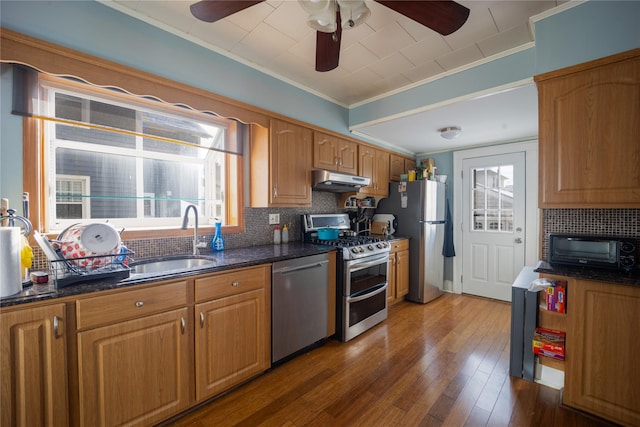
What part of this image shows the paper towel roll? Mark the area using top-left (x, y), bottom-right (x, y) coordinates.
top-left (0, 227), bottom-right (22, 297)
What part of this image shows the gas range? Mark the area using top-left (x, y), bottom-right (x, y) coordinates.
top-left (302, 214), bottom-right (390, 260)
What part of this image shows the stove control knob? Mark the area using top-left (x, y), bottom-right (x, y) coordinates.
top-left (376, 242), bottom-right (387, 249)
top-left (351, 248), bottom-right (359, 254)
top-left (367, 245), bottom-right (374, 251)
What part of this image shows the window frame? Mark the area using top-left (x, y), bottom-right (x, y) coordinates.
top-left (23, 77), bottom-right (245, 240)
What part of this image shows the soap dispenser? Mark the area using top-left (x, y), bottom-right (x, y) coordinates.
top-left (212, 219), bottom-right (224, 251)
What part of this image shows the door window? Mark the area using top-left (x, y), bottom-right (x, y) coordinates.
top-left (471, 165), bottom-right (514, 232)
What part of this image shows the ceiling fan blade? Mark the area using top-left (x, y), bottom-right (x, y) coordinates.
top-left (316, 12), bottom-right (342, 72)
top-left (190, 0), bottom-right (264, 23)
top-left (375, 0), bottom-right (470, 36)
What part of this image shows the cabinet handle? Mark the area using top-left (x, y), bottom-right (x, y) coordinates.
top-left (181, 317), bottom-right (186, 335)
top-left (232, 281), bottom-right (239, 287)
top-left (273, 186), bottom-right (278, 199)
top-left (53, 315), bottom-right (62, 339)
top-left (135, 301), bottom-right (144, 308)
top-left (200, 312), bottom-right (204, 328)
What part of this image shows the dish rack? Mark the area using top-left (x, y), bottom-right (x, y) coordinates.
top-left (49, 250), bottom-right (133, 289)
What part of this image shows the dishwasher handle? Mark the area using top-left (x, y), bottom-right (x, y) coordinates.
top-left (273, 260), bottom-right (329, 275)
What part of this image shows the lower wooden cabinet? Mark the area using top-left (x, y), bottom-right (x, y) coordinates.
top-left (0, 303), bottom-right (68, 427)
top-left (77, 308), bottom-right (191, 427)
top-left (75, 281), bottom-right (190, 427)
top-left (388, 239), bottom-right (409, 305)
top-left (564, 279), bottom-right (640, 427)
top-left (194, 264), bottom-right (271, 401)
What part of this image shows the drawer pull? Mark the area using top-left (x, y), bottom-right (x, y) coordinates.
top-left (200, 312), bottom-right (205, 328)
top-left (181, 317), bottom-right (186, 334)
top-left (135, 301), bottom-right (144, 308)
top-left (53, 315), bottom-right (62, 339)
top-left (232, 281), bottom-right (239, 287)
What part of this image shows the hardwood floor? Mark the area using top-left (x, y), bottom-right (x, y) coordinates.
top-left (164, 293), bottom-right (616, 427)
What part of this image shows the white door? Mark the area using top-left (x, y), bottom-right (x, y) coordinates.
top-left (461, 152), bottom-right (526, 301)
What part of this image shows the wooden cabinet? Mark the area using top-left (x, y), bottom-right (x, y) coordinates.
top-left (313, 132), bottom-right (358, 175)
top-left (389, 154), bottom-right (416, 181)
top-left (358, 145), bottom-right (390, 197)
top-left (387, 239), bottom-right (409, 305)
top-left (250, 119), bottom-right (312, 207)
top-left (75, 281), bottom-right (190, 427)
top-left (535, 49), bottom-right (640, 207)
top-left (194, 265), bottom-right (270, 401)
top-left (564, 279), bottom-right (640, 426)
top-left (1, 303), bottom-right (68, 427)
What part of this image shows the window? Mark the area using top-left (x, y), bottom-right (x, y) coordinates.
top-left (471, 165), bottom-right (514, 232)
top-left (37, 77), bottom-right (242, 234)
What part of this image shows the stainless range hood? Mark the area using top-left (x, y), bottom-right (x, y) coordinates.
top-left (312, 170), bottom-right (370, 192)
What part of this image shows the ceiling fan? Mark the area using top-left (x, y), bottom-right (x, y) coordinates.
top-left (190, 0), bottom-right (470, 72)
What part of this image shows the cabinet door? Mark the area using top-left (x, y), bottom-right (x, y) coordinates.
top-left (1, 303), bottom-right (68, 427)
top-left (396, 249), bottom-right (410, 299)
top-left (195, 288), bottom-right (269, 401)
top-left (387, 254), bottom-right (397, 304)
top-left (77, 308), bottom-right (190, 427)
top-left (270, 119), bottom-right (312, 206)
top-left (358, 146), bottom-right (376, 195)
top-left (537, 51), bottom-right (640, 207)
top-left (389, 154), bottom-right (405, 181)
top-left (374, 150), bottom-right (390, 196)
top-left (336, 138), bottom-right (358, 175)
top-left (565, 279), bottom-right (640, 426)
top-left (313, 132), bottom-right (338, 171)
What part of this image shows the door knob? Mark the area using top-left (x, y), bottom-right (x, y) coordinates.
top-left (515, 237), bottom-right (523, 243)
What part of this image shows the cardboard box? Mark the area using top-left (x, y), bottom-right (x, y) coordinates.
top-left (545, 280), bottom-right (567, 313)
top-left (533, 327), bottom-right (565, 360)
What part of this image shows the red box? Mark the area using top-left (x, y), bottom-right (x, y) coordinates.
top-left (545, 281), bottom-right (566, 313)
top-left (533, 327), bottom-right (565, 360)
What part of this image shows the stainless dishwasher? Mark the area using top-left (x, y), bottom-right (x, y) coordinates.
top-left (272, 253), bottom-right (329, 364)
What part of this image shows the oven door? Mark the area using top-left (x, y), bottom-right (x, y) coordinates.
top-left (341, 253), bottom-right (389, 341)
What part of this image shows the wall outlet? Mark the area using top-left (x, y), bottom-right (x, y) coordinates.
top-left (268, 214), bottom-right (280, 225)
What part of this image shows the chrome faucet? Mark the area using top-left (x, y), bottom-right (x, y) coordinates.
top-left (181, 204), bottom-right (199, 255)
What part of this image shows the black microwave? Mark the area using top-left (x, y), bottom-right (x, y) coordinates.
top-left (548, 234), bottom-right (640, 271)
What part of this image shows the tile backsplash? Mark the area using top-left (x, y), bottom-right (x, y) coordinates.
top-left (541, 208), bottom-right (640, 260)
top-left (31, 191), bottom-right (342, 269)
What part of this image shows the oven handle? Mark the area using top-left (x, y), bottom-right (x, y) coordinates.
top-left (347, 253), bottom-right (390, 272)
top-left (348, 282), bottom-right (388, 303)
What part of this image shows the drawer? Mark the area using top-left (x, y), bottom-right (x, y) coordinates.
top-left (390, 239), bottom-right (409, 252)
top-left (195, 264), bottom-right (270, 302)
top-left (76, 281), bottom-right (188, 330)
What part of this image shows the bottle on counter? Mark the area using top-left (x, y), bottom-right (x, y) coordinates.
top-left (273, 225), bottom-right (281, 245)
top-left (212, 220), bottom-right (224, 251)
top-left (282, 224), bottom-right (289, 243)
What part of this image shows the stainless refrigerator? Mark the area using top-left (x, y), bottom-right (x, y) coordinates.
top-left (377, 180), bottom-right (446, 303)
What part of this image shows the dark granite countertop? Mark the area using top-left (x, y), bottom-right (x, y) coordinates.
top-left (534, 260), bottom-right (640, 287)
top-left (0, 243), bottom-right (336, 308)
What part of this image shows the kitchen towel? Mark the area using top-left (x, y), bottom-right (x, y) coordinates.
top-left (443, 199), bottom-right (456, 257)
top-left (0, 227), bottom-right (23, 297)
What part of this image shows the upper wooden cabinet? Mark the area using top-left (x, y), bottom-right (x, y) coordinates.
top-left (390, 154), bottom-right (416, 181)
top-left (313, 132), bottom-right (358, 175)
top-left (359, 145), bottom-right (390, 197)
top-left (535, 49), bottom-right (640, 207)
top-left (1, 303), bottom-right (69, 427)
top-left (250, 119), bottom-right (312, 207)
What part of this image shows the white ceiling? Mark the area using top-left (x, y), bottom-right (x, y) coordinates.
top-left (102, 0), bottom-right (567, 155)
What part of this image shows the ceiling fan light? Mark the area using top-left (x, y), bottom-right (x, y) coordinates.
top-left (337, 0), bottom-right (370, 28)
top-left (298, 0), bottom-right (331, 14)
top-left (307, 10), bottom-right (337, 33)
top-left (439, 126), bottom-right (462, 140)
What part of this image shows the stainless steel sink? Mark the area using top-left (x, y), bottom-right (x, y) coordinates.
top-left (130, 255), bottom-right (219, 276)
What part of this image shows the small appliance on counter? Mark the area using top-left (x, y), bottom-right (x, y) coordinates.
top-left (548, 234), bottom-right (639, 271)
top-left (371, 214), bottom-right (396, 235)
